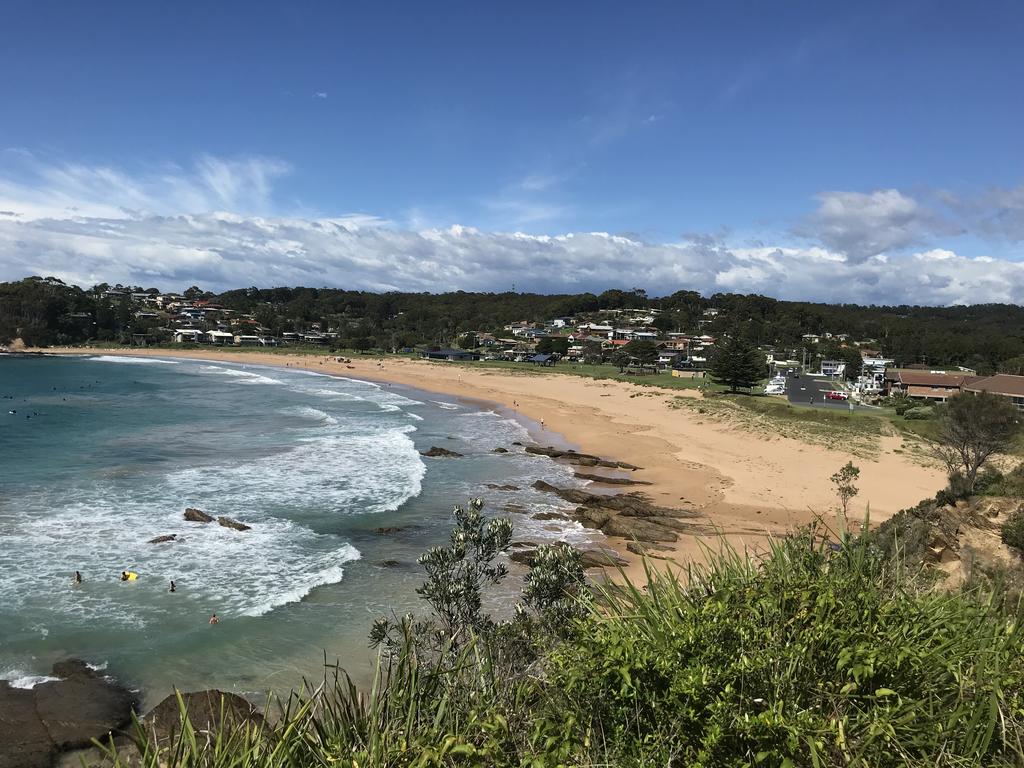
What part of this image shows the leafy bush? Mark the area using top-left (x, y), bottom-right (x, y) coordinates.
top-left (102, 514), bottom-right (1024, 767)
top-left (1002, 511), bottom-right (1024, 552)
top-left (903, 405), bottom-right (934, 420)
top-left (545, 532), bottom-right (1024, 766)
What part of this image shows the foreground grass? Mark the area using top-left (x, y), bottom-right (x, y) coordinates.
top-left (104, 532), bottom-right (1024, 767)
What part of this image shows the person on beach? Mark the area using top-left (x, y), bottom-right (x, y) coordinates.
top-left (73, 571), bottom-right (82, 585)
top-left (209, 613), bottom-right (219, 625)
top-left (169, 580), bottom-right (176, 593)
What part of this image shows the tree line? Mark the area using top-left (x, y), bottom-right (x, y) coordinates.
top-left (4, 276), bottom-right (1024, 373)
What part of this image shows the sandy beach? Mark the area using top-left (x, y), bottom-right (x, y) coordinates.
top-left (32, 347), bottom-right (946, 580)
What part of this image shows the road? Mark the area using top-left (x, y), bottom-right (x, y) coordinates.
top-left (785, 374), bottom-right (861, 411)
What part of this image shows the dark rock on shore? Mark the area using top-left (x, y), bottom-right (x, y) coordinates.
top-left (183, 507), bottom-right (213, 523)
top-left (531, 481), bottom-right (705, 543)
top-left (421, 446), bottom-right (463, 458)
top-left (524, 445), bottom-right (640, 470)
top-left (141, 690), bottom-right (264, 751)
top-left (573, 471), bottom-right (652, 486)
top-left (532, 511), bottom-right (569, 521)
top-left (147, 534), bottom-right (177, 544)
top-left (217, 516), bottom-right (251, 532)
top-left (626, 541), bottom-right (674, 558)
top-left (509, 543), bottom-right (628, 569)
top-left (0, 659), bottom-right (136, 768)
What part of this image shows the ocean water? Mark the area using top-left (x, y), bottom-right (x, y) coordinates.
top-left (0, 354), bottom-right (599, 705)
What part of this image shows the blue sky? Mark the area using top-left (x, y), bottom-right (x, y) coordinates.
top-left (1, 1), bottom-right (1023, 303)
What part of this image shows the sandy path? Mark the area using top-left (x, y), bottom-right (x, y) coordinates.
top-left (30, 348), bottom-right (945, 580)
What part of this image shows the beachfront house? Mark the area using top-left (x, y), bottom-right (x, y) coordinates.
top-left (173, 329), bottom-right (203, 344)
top-left (883, 369), bottom-right (975, 402)
top-left (963, 374), bottom-right (1024, 411)
top-left (528, 353), bottom-right (556, 367)
top-left (421, 348), bottom-right (481, 362)
top-left (206, 330), bottom-right (234, 346)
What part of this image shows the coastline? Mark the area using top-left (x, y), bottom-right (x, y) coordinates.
top-left (24, 347), bottom-right (946, 580)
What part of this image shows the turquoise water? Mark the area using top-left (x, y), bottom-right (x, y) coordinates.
top-left (0, 354), bottom-right (598, 704)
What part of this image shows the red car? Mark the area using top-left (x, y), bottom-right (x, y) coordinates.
top-left (826, 391), bottom-right (849, 401)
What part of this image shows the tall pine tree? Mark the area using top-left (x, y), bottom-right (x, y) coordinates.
top-left (710, 331), bottom-right (765, 393)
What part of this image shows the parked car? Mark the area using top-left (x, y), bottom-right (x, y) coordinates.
top-left (825, 391), bottom-right (849, 401)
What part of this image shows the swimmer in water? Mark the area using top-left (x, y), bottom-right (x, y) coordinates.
top-left (73, 571), bottom-right (83, 585)
top-left (169, 580), bottom-right (176, 593)
top-left (209, 613), bottom-right (219, 625)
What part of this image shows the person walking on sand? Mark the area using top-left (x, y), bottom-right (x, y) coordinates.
top-left (209, 613), bottom-right (219, 625)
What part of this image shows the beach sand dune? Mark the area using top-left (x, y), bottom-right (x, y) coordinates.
top-left (35, 348), bottom-right (945, 581)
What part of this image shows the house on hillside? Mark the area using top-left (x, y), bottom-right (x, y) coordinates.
top-left (963, 374), bottom-right (1024, 411)
top-left (820, 360), bottom-right (846, 377)
top-left (528, 353), bottom-right (556, 367)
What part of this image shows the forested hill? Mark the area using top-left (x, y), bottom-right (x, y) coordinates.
top-left (4, 276), bottom-right (1024, 373)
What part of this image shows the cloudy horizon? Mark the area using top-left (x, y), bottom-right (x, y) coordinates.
top-left (2, 3), bottom-right (1022, 306)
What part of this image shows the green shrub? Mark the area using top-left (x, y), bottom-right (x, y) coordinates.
top-left (545, 532), bottom-right (1024, 766)
top-left (1002, 511), bottom-right (1024, 552)
top-left (903, 406), bottom-right (934, 420)
top-left (100, 518), bottom-right (1024, 767)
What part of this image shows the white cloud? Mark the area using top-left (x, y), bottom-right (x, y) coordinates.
top-left (312, 92), bottom-right (328, 99)
top-left (0, 152), bottom-right (289, 221)
top-left (2, 154), bottom-right (1024, 305)
top-left (800, 189), bottom-right (951, 261)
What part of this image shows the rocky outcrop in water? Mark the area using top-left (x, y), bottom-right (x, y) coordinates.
top-left (421, 446), bottom-right (463, 458)
top-left (147, 534), bottom-right (177, 544)
top-left (531, 481), bottom-right (705, 543)
top-left (485, 483), bottom-right (520, 491)
top-left (491, 447), bottom-right (509, 453)
top-left (183, 508), bottom-right (213, 523)
top-left (0, 659), bottom-right (136, 768)
top-left (524, 446), bottom-right (641, 470)
top-left (217, 516), bottom-right (251, 532)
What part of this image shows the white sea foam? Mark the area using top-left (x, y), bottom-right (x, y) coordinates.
top-left (241, 562), bottom-right (352, 617)
top-left (1, 672), bottom-right (60, 689)
top-left (92, 356), bottom-right (179, 365)
top-left (281, 406), bottom-right (339, 426)
top-left (197, 366), bottom-right (283, 385)
top-left (432, 401), bottom-right (462, 410)
top-left (163, 426), bottom-right (424, 515)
